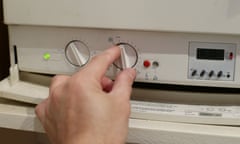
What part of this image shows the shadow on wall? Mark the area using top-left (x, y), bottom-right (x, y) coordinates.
top-left (0, 0), bottom-right (10, 80)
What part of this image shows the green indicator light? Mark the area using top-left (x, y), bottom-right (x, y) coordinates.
top-left (43, 53), bottom-right (51, 60)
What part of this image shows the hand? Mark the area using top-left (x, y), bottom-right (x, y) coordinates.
top-left (35, 46), bottom-right (136, 144)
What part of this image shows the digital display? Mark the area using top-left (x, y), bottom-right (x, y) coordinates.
top-left (197, 48), bottom-right (224, 60)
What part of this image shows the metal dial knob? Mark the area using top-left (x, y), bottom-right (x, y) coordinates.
top-left (114, 42), bottom-right (138, 70)
top-left (65, 40), bottom-right (90, 67)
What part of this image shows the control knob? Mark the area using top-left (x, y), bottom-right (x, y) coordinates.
top-left (191, 70), bottom-right (197, 76)
top-left (114, 42), bottom-right (138, 70)
top-left (209, 70), bottom-right (214, 77)
top-left (217, 71), bottom-right (223, 78)
top-left (65, 40), bottom-right (90, 67)
top-left (200, 70), bottom-right (206, 77)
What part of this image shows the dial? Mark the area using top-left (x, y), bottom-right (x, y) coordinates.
top-left (200, 70), bottom-right (206, 77)
top-left (65, 40), bottom-right (90, 67)
top-left (209, 70), bottom-right (214, 77)
top-left (191, 70), bottom-right (197, 76)
top-left (217, 71), bottom-right (223, 78)
top-left (114, 42), bottom-right (138, 70)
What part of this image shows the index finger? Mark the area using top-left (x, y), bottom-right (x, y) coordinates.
top-left (80, 46), bottom-right (121, 81)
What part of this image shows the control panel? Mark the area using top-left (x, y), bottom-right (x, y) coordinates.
top-left (10, 26), bottom-right (240, 88)
top-left (188, 42), bottom-right (236, 81)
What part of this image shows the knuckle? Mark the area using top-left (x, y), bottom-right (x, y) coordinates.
top-left (103, 51), bottom-right (113, 61)
top-left (35, 104), bottom-right (41, 116)
top-left (51, 75), bottom-right (62, 84)
top-left (51, 75), bottom-right (69, 85)
top-left (50, 75), bottom-right (70, 94)
top-left (92, 52), bottom-right (112, 63)
top-left (49, 87), bottom-right (62, 105)
top-left (50, 87), bottom-right (60, 98)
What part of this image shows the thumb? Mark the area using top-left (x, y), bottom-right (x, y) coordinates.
top-left (111, 68), bottom-right (136, 100)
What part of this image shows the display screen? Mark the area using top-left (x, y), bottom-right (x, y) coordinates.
top-left (197, 48), bottom-right (224, 60)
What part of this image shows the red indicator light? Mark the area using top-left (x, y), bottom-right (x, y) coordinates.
top-left (143, 60), bottom-right (151, 68)
top-left (229, 52), bottom-right (233, 60)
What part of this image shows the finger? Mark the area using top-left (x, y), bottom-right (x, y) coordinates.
top-left (35, 100), bottom-right (56, 143)
top-left (35, 99), bottom-right (48, 124)
top-left (111, 68), bottom-right (136, 100)
top-left (101, 76), bottom-right (114, 92)
top-left (80, 46), bottom-right (121, 81)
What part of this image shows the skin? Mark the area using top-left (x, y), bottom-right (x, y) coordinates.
top-left (35, 46), bottom-right (136, 144)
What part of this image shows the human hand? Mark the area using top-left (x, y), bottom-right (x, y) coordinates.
top-left (35, 46), bottom-right (136, 144)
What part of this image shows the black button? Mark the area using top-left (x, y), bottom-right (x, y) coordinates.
top-left (200, 70), bottom-right (205, 77)
top-left (217, 71), bottom-right (223, 78)
top-left (209, 71), bottom-right (214, 77)
top-left (191, 70), bottom-right (197, 76)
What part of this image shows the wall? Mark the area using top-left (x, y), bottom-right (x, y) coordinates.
top-left (0, 1), bottom-right (45, 143)
top-left (0, 0), bottom-right (10, 80)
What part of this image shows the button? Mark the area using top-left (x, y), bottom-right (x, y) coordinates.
top-left (153, 75), bottom-right (158, 80)
top-left (152, 61), bottom-right (159, 68)
top-left (217, 71), bottom-right (223, 78)
top-left (191, 70), bottom-right (197, 76)
top-left (43, 53), bottom-right (51, 60)
top-left (229, 52), bottom-right (233, 60)
top-left (209, 70), bottom-right (214, 77)
top-left (200, 70), bottom-right (206, 77)
top-left (143, 60), bottom-right (151, 68)
top-left (145, 73), bottom-right (149, 80)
